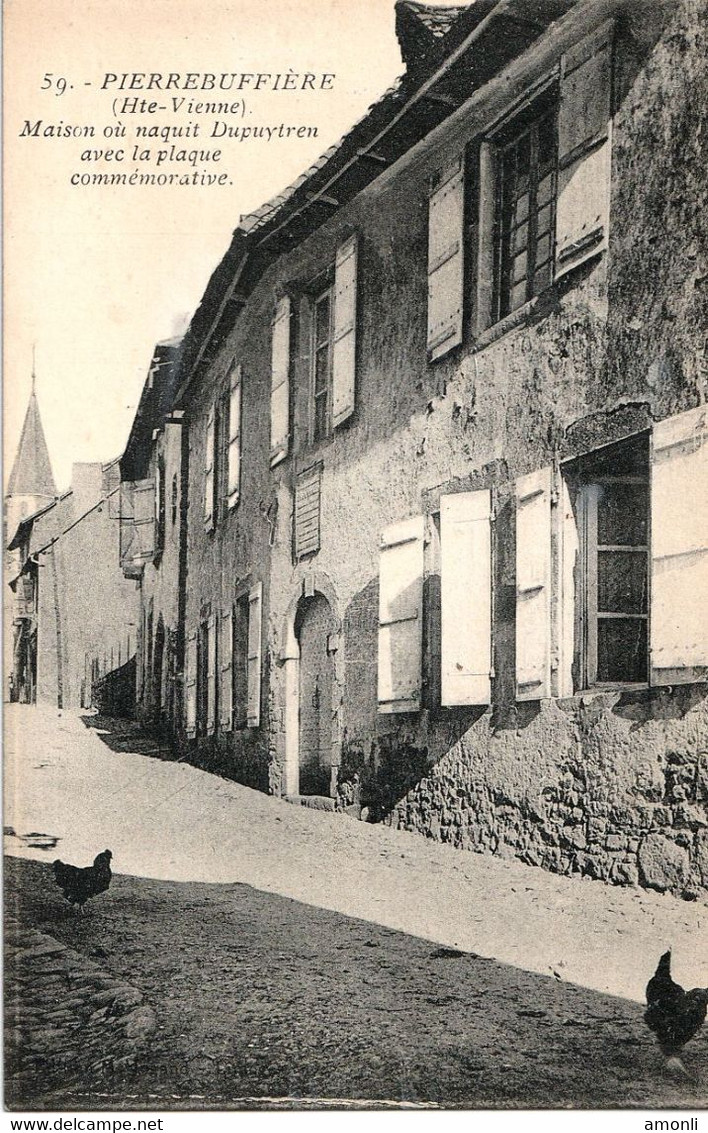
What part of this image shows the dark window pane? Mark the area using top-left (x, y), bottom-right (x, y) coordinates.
top-left (315, 295), bottom-right (330, 346)
top-left (534, 261), bottom-right (552, 292)
top-left (535, 233), bottom-right (551, 267)
top-left (537, 173), bottom-right (554, 208)
top-left (511, 281), bottom-right (527, 311)
top-left (598, 551), bottom-right (648, 613)
top-left (597, 483), bottom-right (649, 545)
top-left (597, 618), bottom-right (648, 682)
top-left (512, 250), bottom-right (528, 284)
top-left (514, 193), bottom-right (529, 225)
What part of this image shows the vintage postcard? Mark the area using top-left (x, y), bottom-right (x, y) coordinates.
top-left (3, 0), bottom-right (708, 1121)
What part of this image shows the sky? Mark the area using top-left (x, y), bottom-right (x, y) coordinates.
top-left (3, 0), bottom-right (408, 493)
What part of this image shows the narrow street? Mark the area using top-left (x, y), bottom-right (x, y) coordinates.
top-left (4, 704), bottom-right (708, 1110)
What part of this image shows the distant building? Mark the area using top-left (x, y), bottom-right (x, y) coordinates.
top-left (118, 337), bottom-right (186, 735)
top-left (6, 451), bottom-right (140, 710)
top-left (4, 379), bottom-right (57, 701)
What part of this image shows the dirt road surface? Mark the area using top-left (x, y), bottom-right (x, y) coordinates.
top-left (4, 704), bottom-right (708, 1109)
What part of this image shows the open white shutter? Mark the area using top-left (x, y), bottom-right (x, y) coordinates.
top-left (427, 157), bottom-right (464, 360)
top-left (204, 407), bottom-right (215, 530)
top-left (219, 607), bottom-right (233, 730)
top-left (440, 490), bottom-right (492, 706)
top-left (227, 364), bottom-right (242, 509)
top-left (378, 516), bottom-right (424, 713)
top-left (247, 582), bottom-right (263, 727)
top-left (206, 614), bottom-right (217, 735)
top-left (555, 21), bottom-right (613, 279)
top-left (332, 235), bottom-right (357, 428)
top-left (185, 630), bottom-right (197, 738)
top-left (133, 479), bottom-right (156, 561)
top-left (270, 297), bottom-right (291, 466)
top-left (650, 406), bottom-right (708, 684)
top-left (515, 468), bottom-right (553, 700)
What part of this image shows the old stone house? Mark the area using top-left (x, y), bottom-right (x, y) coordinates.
top-left (119, 336), bottom-right (186, 733)
top-left (138, 0), bottom-right (707, 894)
top-left (7, 457), bottom-right (140, 710)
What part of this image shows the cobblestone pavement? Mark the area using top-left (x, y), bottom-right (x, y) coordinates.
top-left (4, 704), bottom-right (708, 1109)
top-left (3, 915), bottom-right (155, 1108)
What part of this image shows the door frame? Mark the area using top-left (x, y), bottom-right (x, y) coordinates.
top-left (281, 573), bottom-right (342, 797)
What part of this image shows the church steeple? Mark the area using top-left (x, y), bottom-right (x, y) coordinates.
top-left (7, 369), bottom-right (57, 503)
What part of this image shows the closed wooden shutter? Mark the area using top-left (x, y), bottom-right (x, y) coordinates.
top-left (247, 582), bottom-right (263, 727)
top-left (515, 467), bottom-right (553, 700)
top-left (204, 407), bottom-right (215, 530)
top-left (228, 365), bottom-right (242, 509)
top-left (119, 479), bottom-right (156, 577)
top-left (427, 157), bottom-right (464, 360)
top-left (650, 406), bottom-right (708, 684)
top-left (555, 21), bottom-right (613, 279)
top-left (219, 607), bottom-right (233, 730)
top-left (294, 464), bottom-right (321, 559)
top-left (270, 297), bottom-right (291, 466)
top-left (185, 630), bottom-right (197, 738)
top-left (474, 142), bottom-right (496, 336)
top-left (378, 516), bottom-right (424, 713)
top-left (440, 490), bottom-right (492, 706)
top-left (206, 614), bottom-right (217, 735)
top-left (332, 235), bottom-right (358, 428)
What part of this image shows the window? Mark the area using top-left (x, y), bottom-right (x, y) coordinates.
top-left (171, 473), bottom-right (178, 528)
top-left (232, 594), bottom-right (250, 729)
top-left (494, 98), bottom-right (557, 321)
top-left (465, 23), bottom-right (613, 340)
top-left (515, 410), bottom-right (708, 700)
top-left (312, 288), bottom-right (333, 442)
top-left (154, 453), bottom-right (166, 553)
top-left (571, 435), bottom-right (650, 687)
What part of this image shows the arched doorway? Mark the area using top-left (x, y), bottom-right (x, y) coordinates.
top-left (295, 593), bottom-right (336, 796)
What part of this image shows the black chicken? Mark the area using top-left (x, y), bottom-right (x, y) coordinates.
top-left (52, 849), bottom-right (113, 912)
top-left (644, 950), bottom-right (708, 1074)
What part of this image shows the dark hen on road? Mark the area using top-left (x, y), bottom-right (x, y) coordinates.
top-left (52, 849), bottom-right (113, 912)
top-left (644, 950), bottom-right (708, 1074)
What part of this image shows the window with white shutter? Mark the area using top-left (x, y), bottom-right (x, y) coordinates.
top-left (204, 407), bottom-right (215, 530)
top-left (515, 468), bottom-right (553, 700)
top-left (332, 235), bottom-right (357, 428)
top-left (440, 490), bottom-right (492, 706)
top-left (427, 157), bottom-right (464, 361)
top-left (227, 364), bottom-right (242, 509)
top-left (185, 630), bottom-right (197, 738)
top-left (555, 21), bottom-right (613, 279)
top-left (219, 607), bottom-right (233, 730)
top-left (270, 297), bottom-right (291, 466)
top-left (377, 516), bottom-right (425, 713)
top-left (650, 405), bottom-right (708, 685)
top-left (564, 433), bottom-right (649, 688)
top-left (247, 582), bottom-right (263, 727)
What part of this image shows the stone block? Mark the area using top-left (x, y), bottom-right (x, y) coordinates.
top-left (587, 816), bottom-right (607, 842)
top-left (638, 834), bottom-right (690, 892)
